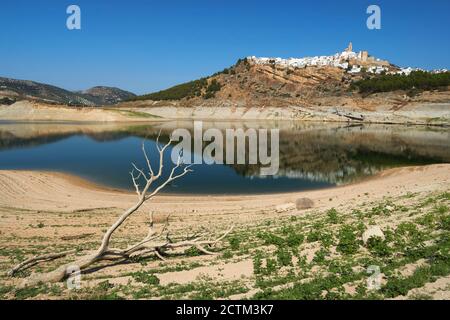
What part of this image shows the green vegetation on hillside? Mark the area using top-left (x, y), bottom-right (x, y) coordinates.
top-left (353, 71), bottom-right (450, 94)
top-left (130, 58), bottom-right (252, 102)
top-left (131, 77), bottom-right (224, 101)
top-left (204, 79), bottom-right (222, 99)
top-left (133, 78), bottom-right (208, 101)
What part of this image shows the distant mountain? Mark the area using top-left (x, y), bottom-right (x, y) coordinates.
top-left (77, 86), bottom-right (136, 105)
top-left (0, 77), bottom-right (135, 106)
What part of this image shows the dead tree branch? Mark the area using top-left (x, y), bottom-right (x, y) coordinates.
top-left (9, 138), bottom-right (233, 287)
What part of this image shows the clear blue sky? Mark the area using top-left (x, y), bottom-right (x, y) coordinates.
top-left (0, 0), bottom-right (449, 94)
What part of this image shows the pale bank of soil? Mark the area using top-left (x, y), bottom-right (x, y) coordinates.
top-left (1, 100), bottom-right (449, 125)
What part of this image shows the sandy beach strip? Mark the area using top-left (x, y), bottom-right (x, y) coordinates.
top-left (0, 164), bottom-right (449, 215)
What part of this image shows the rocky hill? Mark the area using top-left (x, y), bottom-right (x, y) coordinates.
top-left (0, 77), bottom-right (135, 106)
top-left (129, 43), bottom-right (449, 111)
top-left (77, 86), bottom-right (136, 105)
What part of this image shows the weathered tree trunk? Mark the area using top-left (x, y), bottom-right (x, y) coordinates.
top-left (9, 137), bottom-right (233, 287)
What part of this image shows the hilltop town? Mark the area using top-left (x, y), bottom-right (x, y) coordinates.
top-left (248, 43), bottom-right (446, 76)
top-left (118, 42), bottom-right (449, 121)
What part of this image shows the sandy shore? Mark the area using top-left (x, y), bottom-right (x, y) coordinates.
top-left (0, 101), bottom-right (156, 122)
top-left (1, 164), bottom-right (449, 215)
top-left (1, 100), bottom-right (449, 125)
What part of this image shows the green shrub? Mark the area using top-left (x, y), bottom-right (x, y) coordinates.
top-left (257, 230), bottom-right (304, 248)
top-left (366, 237), bottom-right (392, 257)
top-left (312, 248), bottom-right (328, 264)
top-left (336, 225), bottom-right (359, 255)
top-left (204, 79), bottom-right (222, 99)
top-left (276, 247), bottom-right (293, 267)
top-left (307, 230), bottom-right (334, 248)
top-left (228, 237), bottom-right (241, 250)
top-left (131, 271), bottom-right (160, 285)
top-left (133, 78), bottom-right (208, 101)
top-left (439, 215), bottom-right (450, 231)
top-left (253, 251), bottom-right (263, 274)
top-left (326, 208), bottom-right (341, 224)
top-left (394, 222), bottom-right (425, 250)
top-left (285, 233), bottom-right (304, 247)
top-left (184, 246), bottom-right (203, 256)
top-left (257, 232), bottom-right (285, 246)
top-left (353, 71), bottom-right (450, 94)
top-left (14, 284), bottom-right (48, 300)
top-left (382, 256), bottom-right (450, 298)
top-left (222, 250), bottom-right (233, 259)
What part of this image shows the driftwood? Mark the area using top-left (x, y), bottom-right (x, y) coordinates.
top-left (8, 250), bottom-right (77, 277)
top-left (334, 109), bottom-right (365, 121)
top-left (9, 135), bottom-right (233, 287)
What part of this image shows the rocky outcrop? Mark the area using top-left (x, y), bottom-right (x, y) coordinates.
top-left (362, 226), bottom-right (385, 245)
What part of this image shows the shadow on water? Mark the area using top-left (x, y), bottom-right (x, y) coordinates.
top-left (0, 121), bottom-right (449, 194)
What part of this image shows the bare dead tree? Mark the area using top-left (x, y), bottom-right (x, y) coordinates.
top-left (9, 134), bottom-right (233, 287)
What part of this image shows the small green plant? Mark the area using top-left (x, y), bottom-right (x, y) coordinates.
top-left (131, 271), bottom-right (160, 285)
top-left (326, 208), bottom-right (341, 224)
top-left (0, 285), bottom-right (13, 299)
top-left (366, 237), bottom-right (392, 257)
top-left (85, 280), bottom-right (123, 300)
top-left (253, 250), bottom-right (263, 275)
top-left (265, 258), bottom-right (278, 274)
top-left (434, 204), bottom-right (449, 215)
top-left (409, 293), bottom-right (433, 300)
top-left (312, 248), bottom-right (328, 264)
top-left (337, 225), bottom-right (359, 255)
top-left (14, 283), bottom-right (49, 300)
top-left (438, 192), bottom-right (450, 201)
top-left (276, 247), bottom-right (293, 267)
top-left (184, 246), bottom-right (203, 256)
top-left (257, 232), bottom-right (285, 246)
top-left (253, 250), bottom-right (279, 275)
top-left (382, 257), bottom-right (450, 298)
top-left (307, 230), bottom-right (321, 243)
top-left (222, 250), bottom-right (233, 259)
top-left (439, 215), bottom-right (450, 231)
top-left (228, 237), bottom-right (241, 250)
top-left (394, 222), bottom-right (425, 251)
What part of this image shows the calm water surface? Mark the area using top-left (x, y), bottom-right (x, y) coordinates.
top-left (0, 121), bottom-right (449, 194)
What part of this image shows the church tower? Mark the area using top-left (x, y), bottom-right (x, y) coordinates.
top-left (345, 42), bottom-right (353, 52)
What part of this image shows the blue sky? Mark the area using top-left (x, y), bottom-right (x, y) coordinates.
top-left (0, 0), bottom-right (449, 94)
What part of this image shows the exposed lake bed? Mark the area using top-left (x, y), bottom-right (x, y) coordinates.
top-left (1, 120), bottom-right (449, 300)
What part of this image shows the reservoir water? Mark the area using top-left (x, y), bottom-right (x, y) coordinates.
top-left (0, 121), bottom-right (448, 194)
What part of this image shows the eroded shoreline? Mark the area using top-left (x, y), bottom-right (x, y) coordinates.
top-left (1, 164), bottom-right (449, 213)
top-left (1, 100), bottom-right (449, 126)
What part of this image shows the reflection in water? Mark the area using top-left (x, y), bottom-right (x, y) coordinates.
top-left (0, 121), bottom-right (449, 194)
